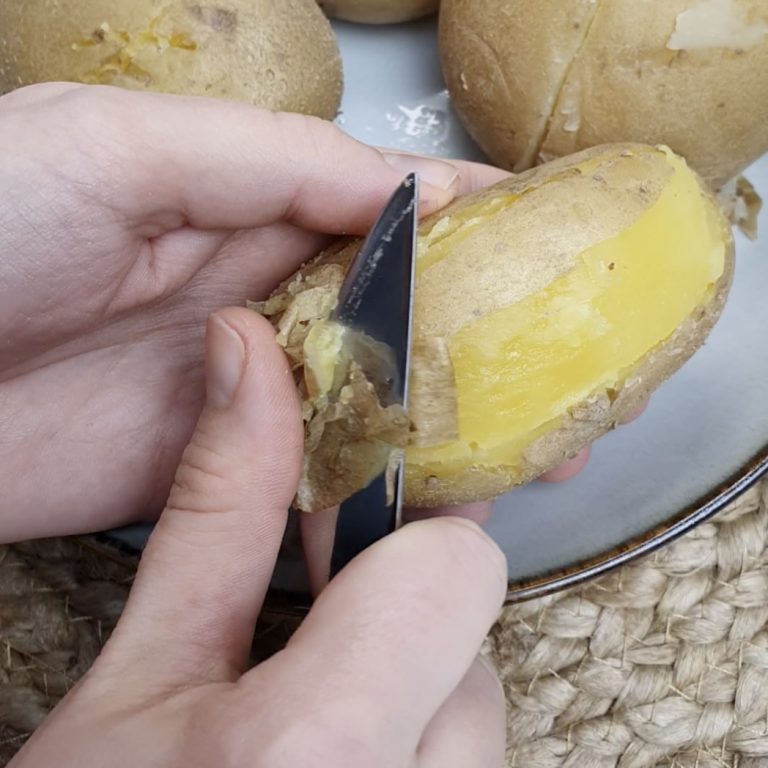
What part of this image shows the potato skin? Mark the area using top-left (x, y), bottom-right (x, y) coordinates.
top-left (318, 0), bottom-right (439, 24)
top-left (256, 144), bottom-right (734, 509)
top-left (410, 285), bottom-right (732, 507)
top-left (0, 0), bottom-right (342, 119)
top-left (439, 0), bottom-right (768, 188)
top-left (406, 143), bottom-right (734, 506)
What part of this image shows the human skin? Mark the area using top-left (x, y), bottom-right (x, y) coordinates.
top-left (0, 83), bottom-right (604, 545)
top-left (8, 304), bottom-right (509, 768)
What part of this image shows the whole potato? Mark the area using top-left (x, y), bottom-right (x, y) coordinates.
top-left (318, 0), bottom-right (439, 24)
top-left (254, 144), bottom-right (734, 511)
top-left (440, 0), bottom-right (768, 188)
top-left (0, 0), bottom-right (343, 119)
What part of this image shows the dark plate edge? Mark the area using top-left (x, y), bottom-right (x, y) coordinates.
top-left (504, 444), bottom-right (768, 604)
top-left (95, 446), bottom-right (768, 620)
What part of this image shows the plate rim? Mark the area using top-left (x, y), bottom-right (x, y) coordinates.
top-left (503, 444), bottom-right (768, 603)
top-left (245, 444), bottom-right (768, 619)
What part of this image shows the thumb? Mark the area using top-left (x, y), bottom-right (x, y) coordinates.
top-left (100, 307), bottom-right (303, 685)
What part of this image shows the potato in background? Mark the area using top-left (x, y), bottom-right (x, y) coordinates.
top-left (0, 0), bottom-right (343, 119)
top-left (318, 0), bottom-right (438, 24)
top-left (440, 0), bottom-right (768, 188)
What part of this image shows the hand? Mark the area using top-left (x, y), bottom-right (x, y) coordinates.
top-left (0, 82), bottom-right (507, 542)
top-left (0, 83), bottom-right (638, 544)
top-left (9, 307), bottom-right (508, 768)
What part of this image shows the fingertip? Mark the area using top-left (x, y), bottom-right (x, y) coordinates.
top-left (620, 397), bottom-right (650, 425)
top-left (205, 313), bottom-right (247, 410)
top-left (415, 160), bottom-right (511, 214)
top-left (207, 306), bottom-right (303, 479)
top-left (453, 160), bottom-right (512, 195)
top-left (411, 516), bottom-right (508, 603)
top-left (539, 446), bottom-right (591, 483)
top-left (418, 181), bottom-right (460, 217)
top-left (380, 150), bottom-right (461, 215)
top-left (212, 308), bottom-right (296, 393)
top-left (212, 305), bottom-right (279, 348)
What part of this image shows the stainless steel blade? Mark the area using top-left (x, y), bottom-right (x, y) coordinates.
top-left (329, 173), bottom-right (418, 573)
top-left (331, 172), bottom-right (418, 410)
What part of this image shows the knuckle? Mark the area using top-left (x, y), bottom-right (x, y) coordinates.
top-left (275, 110), bottom-right (349, 179)
top-left (166, 428), bottom-right (234, 515)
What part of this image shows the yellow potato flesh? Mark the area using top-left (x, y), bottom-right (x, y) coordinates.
top-left (406, 152), bottom-right (727, 485)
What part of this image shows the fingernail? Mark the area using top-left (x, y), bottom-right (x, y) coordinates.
top-left (382, 151), bottom-right (459, 191)
top-left (206, 314), bottom-right (245, 409)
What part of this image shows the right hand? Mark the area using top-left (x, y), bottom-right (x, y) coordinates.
top-left (10, 306), bottom-right (508, 768)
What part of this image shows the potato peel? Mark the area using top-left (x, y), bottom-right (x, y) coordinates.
top-left (716, 175), bottom-right (763, 241)
top-left (251, 253), bottom-right (412, 513)
top-left (297, 362), bottom-right (410, 512)
top-left (408, 338), bottom-right (459, 447)
top-left (254, 144), bottom-right (734, 510)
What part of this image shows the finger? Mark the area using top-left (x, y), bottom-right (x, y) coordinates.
top-left (418, 655), bottom-right (506, 768)
top-left (301, 499), bottom-right (496, 596)
top-left (381, 149), bottom-right (511, 195)
top-left (99, 307), bottom-right (303, 685)
top-left (620, 396), bottom-right (650, 425)
top-left (252, 517), bottom-right (507, 750)
top-left (0, 81), bottom-right (81, 109)
top-left (300, 506), bottom-right (339, 596)
top-left (55, 85), bottom-right (463, 237)
top-left (404, 501), bottom-right (495, 525)
top-left (450, 159), bottom-right (512, 194)
top-left (303, 499), bottom-right (496, 595)
top-left (539, 446), bottom-right (592, 483)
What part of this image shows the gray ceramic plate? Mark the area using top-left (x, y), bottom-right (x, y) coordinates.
top-left (327, 17), bottom-right (768, 601)
top-left (111, 16), bottom-right (768, 606)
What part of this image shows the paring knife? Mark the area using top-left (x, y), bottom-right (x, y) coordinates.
top-left (328, 172), bottom-right (418, 577)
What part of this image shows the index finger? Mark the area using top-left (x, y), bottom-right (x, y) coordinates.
top-left (381, 148), bottom-right (511, 195)
top-left (249, 517), bottom-right (507, 750)
top-left (26, 84), bottom-right (466, 237)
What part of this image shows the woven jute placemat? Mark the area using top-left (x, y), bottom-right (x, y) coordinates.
top-left (2, 480), bottom-right (768, 767)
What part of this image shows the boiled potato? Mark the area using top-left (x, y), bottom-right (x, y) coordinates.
top-left (318, 0), bottom-right (438, 24)
top-left (440, 0), bottom-right (768, 189)
top-left (0, 0), bottom-right (343, 119)
top-left (254, 144), bottom-right (733, 511)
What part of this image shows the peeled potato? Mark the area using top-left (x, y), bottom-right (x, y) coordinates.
top-left (0, 0), bottom-right (343, 119)
top-left (253, 144), bottom-right (734, 511)
top-left (439, 0), bottom-right (768, 189)
top-left (318, 0), bottom-right (439, 24)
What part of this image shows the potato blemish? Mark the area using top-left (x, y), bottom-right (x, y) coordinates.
top-left (188, 6), bottom-right (239, 33)
top-left (72, 15), bottom-right (197, 85)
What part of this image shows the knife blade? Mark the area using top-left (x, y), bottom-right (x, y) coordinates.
top-left (329, 172), bottom-right (418, 575)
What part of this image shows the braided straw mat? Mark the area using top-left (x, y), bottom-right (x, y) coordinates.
top-left (2, 480), bottom-right (768, 767)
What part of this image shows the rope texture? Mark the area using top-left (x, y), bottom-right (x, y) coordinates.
top-left (2, 481), bottom-right (768, 767)
top-left (490, 481), bottom-right (768, 768)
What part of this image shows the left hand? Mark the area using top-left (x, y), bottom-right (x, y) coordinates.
top-left (0, 82), bottom-right (506, 542)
